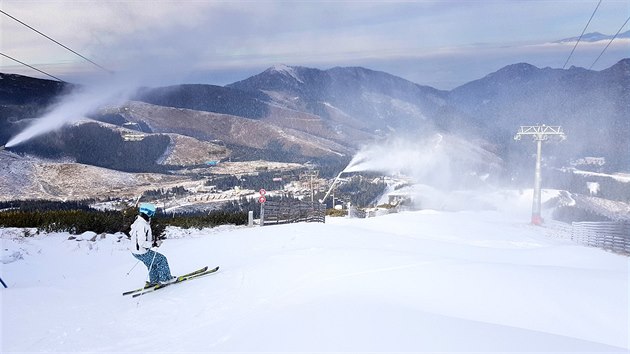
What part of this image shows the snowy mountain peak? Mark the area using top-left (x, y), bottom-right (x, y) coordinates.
top-left (266, 64), bottom-right (304, 84)
top-left (484, 62), bottom-right (540, 80)
top-left (556, 30), bottom-right (630, 43)
top-left (602, 58), bottom-right (630, 75)
top-left (500, 62), bottom-right (538, 73)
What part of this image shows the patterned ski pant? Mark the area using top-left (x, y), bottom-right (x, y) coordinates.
top-left (133, 250), bottom-right (172, 284)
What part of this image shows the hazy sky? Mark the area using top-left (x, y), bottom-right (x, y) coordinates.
top-left (1, 0), bottom-right (629, 89)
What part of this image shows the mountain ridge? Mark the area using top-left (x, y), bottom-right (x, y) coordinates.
top-left (556, 30), bottom-right (630, 43)
top-left (1, 59), bottom-right (628, 176)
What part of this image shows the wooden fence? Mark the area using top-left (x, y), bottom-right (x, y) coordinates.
top-left (571, 221), bottom-right (630, 256)
top-left (261, 201), bottom-right (325, 226)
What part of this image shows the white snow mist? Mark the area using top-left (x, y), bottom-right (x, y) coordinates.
top-left (5, 80), bottom-right (136, 148)
top-left (344, 133), bottom-right (502, 190)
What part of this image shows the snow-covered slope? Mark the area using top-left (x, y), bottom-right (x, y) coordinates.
top-left (0, 149), bottom-right (302, 202)
top-left (0, 149), bottom-right (191, 202)
top-left (2, 191), bottom-right (627, 353)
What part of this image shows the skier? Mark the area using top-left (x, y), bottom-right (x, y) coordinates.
top-left (129, 203), bottom-right (175, 286)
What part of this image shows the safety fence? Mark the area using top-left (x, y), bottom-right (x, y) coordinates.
top-left (571, 221), bottom-right (630, 256)
top-left (261, 201), bottom-right (325, 226)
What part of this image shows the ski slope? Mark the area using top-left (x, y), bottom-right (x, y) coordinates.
top-left (2, 190), bottom-right (628, 353)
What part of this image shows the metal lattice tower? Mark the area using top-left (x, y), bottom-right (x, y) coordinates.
top-left (514, 125), bottom-right (566, 225)
top-left (300, 169), bottom-right (320, 203)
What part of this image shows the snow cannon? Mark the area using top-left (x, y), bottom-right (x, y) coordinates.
top-left (0, 145), bottom-right (5, 151)
top-left (320, 170), bottom-right (345, 204)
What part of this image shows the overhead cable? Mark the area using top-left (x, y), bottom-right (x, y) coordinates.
top-left (0, 9), bottom-right (112, 74)
top-left (0, 52), bottom-right (66, 82)
top-left (589, 15), bottom-right (630, 69)
top-left (562, 0), bottom-right (602, 69)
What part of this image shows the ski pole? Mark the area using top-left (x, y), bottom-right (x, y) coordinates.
top-left (136, 249), bottom-right (159, 301)
top-left (146, 248), bottom-right (158, 282)
top-left (126, 260), bottom-right (141, 276)
top-left (0, 277), bottom-right (7, 288)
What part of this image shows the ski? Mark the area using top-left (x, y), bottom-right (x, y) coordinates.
top-left (131, 266), bottom-right (220, 298)
top-left (122, 266), bottom-right (209, 296)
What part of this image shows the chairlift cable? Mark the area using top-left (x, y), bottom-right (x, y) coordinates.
top-left (0, 52), bottom-right (65, 82)
top-left (562, 0), bottom-right (602, 69)
top-left (589, 15), bottom-right (630, 70)
top-left (0, 9), bottom-right (112, 74)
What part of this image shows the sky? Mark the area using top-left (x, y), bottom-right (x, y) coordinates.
top-left (2, 189), bottom-right (629, 352)
top-left (1, 0), bottom-right (629, 89)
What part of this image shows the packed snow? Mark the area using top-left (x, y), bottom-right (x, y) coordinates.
top-left (1, 189), bottom-right (628, 353)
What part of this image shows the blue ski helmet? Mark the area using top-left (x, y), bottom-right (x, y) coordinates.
top-left (139, 203), bottom-right (156, 217)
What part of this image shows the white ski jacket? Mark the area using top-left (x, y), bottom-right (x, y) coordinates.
top-left (129, 215), bottom-right (153, 255)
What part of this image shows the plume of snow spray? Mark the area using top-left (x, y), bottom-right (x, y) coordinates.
top-left (4, 75), bottom-right (141, 148)
top-left (4, 3), bottom-right (224, 148)
top-left (323, 135), bottom-right (451, 202)
top-left (341, 133), bottom-right (502, 191)
top-left (347, 135), bottom-right (464, 185)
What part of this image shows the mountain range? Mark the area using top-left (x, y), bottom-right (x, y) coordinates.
top-left (1, 59), bottom-right (628, 189)
top-left (556, 30), bottom-right (630, 43)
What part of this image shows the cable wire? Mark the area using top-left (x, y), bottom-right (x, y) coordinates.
top-left (562, 0), bottom-right (602, 69)
top-left (589, 15), bottom-right (630, 69)
top-left (0, 52), bottom-right (66, 82)
top-left (0, 9), bottom-right (112, 74)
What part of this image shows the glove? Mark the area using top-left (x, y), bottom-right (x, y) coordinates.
top-left (153, 239), bottom-right (163, 248)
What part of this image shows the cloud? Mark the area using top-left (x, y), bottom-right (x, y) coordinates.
top-left (3, 0), bottom-right (629, 88)
top-left (352, 38), bottom-right (629, 89)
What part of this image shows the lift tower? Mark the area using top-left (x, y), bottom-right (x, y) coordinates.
top-left (514, 125), bottom-right (566, 225)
